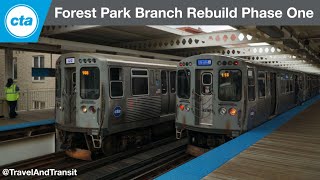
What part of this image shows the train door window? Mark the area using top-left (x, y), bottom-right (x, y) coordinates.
top-left (280, 74), bottom-right (285, 94)
top-left (248, 69), bottom-right (255, 101)
top-left (289, 75), bottom-right (293, 92)
top-left (80, 67), bottom-right (100, 99)
top-left (131, 69), bottom-right (149, 95)
top-left (202, 73), bottom-right (212, 94)
top-left (258, 71), bottom-right (266, 98)
top-left (177, 69), bottom-right (191, 99)
top-left (285, 74), bottom-right (290, 93)
top-left (110, 68), bottom-right (123, 98)
top-left (161, 71), bottom-right (168, 94)
top-left (170, 71), bottom-right (176, 93)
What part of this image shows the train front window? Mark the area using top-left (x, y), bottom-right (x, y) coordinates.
top-left (218, 70), bottom-right (242, 101)
top-left (177, 70), bottom-right (190, 99)
top-left (80, 67), bottom-right (100, 99)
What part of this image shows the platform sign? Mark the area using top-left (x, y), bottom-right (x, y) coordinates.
top-left (113, 106), bottom-right (122, 118)
top-left (32, 68), bottom-right (56, 77)
top-left (197, 59), bottom-right (212, 66)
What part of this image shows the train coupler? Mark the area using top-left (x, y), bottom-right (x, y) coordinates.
top-left (90, 135), bottom-right (102, 148)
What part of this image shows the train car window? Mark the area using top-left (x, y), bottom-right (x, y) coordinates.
top-left (170, 71), bottom-right (176, 93)
top-left (131, 69), bottom-right (149, 95)
top-left (258, 71), bottom-right (266, 98)
top-left (247, 69), bottom-right (255, 101)
top-left (110, 68), bottom-right (123, 98)
top-left (55, 67), bottom-right (61, 98)
top-left (218, 70), bottom-right (242, 101)
top-left (110, 68), bottom-right (121, 81)
top-left (161, 71), bottom-right (168, 94)
top-left (177, 70), bottom-right (190, 99)
top-left (132, 70), bottom-right (148, 76)
top-left (80, 67), bottom-right (100, 99)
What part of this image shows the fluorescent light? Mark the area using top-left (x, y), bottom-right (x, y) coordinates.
top-left (166, 25), bottom-right (236, 33)
top-left (247, 42), bottom-right (270, 46)
top-left (221, 45), bottom-right (236, 48)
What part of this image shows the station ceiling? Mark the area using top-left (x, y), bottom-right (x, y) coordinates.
top-left (41, 25), bottom-right (192, 45)
top-left (2, 25), bottom-right (320, 73)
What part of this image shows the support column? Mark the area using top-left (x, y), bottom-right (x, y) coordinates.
top-left (0, 49), bottom-right (13, 117)
top-left (0, 49), bottom-right (5, 91)
top-left (5, 48), bottom-right (13, 81)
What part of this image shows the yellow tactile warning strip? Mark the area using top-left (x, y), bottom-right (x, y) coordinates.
top-left (204, 101), bottom-right (320, 180)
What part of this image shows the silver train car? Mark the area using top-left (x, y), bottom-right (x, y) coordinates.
top-left (55, 53), bottom-right (177, 156)
top-left (175, 54), bottom-right (320, 154)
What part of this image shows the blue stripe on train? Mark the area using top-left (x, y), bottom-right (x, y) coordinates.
top-left (0, 119), bottom-right (55, 132)
top-left (157, 95), bottom-right (320, 180)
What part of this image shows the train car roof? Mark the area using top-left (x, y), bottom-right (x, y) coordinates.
top-left (197, 54), bottom-right (320, 76)
top-left (61, 52), bottom-right (178, 67)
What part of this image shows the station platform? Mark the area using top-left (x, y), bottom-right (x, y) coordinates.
top-left (0, 109), bottom-right (54, 132)
top-left (158, 95), bottom-right (320, 180)
top-left (0, 109), bottom-right (55, 142)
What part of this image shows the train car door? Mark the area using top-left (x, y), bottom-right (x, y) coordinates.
top-left (246, 68), bottom-right (256, 130)
top-left (64, 68), bottom-right (77, 124)
top-left (196, 70), bottom-right (214, 125)
top-left (269, 72), bottom-right (277, 116)
top-left (161, 70), bottom-right (169, 114)
top-left (294, 75), bottom-right (299, 104)
top-left (169, 71), bottom-right (176, 113)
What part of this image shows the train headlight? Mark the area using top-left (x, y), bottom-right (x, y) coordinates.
top-left (229, 108), bottom-right (237, 116)
top-left (179, 104), bottom-right (185, 111)
top-left (219, 107), bottom-right (227, 115)
top-left (185, 105), bottom-right (191, 111)
top-left (89, 106), bottom-right (96, 113)
top-left (81, 105), bottom-right (87, 113)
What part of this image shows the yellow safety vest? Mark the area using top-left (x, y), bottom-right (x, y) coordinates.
top-left (5, 84), bottom-right (19, 101)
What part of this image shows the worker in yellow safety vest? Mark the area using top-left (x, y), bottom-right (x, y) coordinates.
top-left (4, 78), bottom-right (20, 118)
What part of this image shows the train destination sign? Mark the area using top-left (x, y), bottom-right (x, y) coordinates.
top-left (197, 59), bottom-right (212, 66)
top-left (66, 57), bottom-right (75, 64)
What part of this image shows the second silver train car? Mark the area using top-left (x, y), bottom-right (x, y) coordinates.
top-left (55, 53), bottom-right (177, 156)
top-left (175, 54), bottom-right (320, 154)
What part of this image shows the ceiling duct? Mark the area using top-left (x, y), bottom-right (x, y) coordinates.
top-left (256, 26), bottom-right (284, 38)
top-left (283, 39), bottom-right (301, 49)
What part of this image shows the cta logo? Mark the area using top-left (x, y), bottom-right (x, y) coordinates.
top-left (4, 4), bottom-right (39, 38)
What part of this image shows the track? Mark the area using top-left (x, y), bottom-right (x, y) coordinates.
top-left (72, 138), bottom-right (188, 179)
top-left (130, 153), bottom-right (193, 180)
top-left (0, 137), bottom-right (188, 179)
